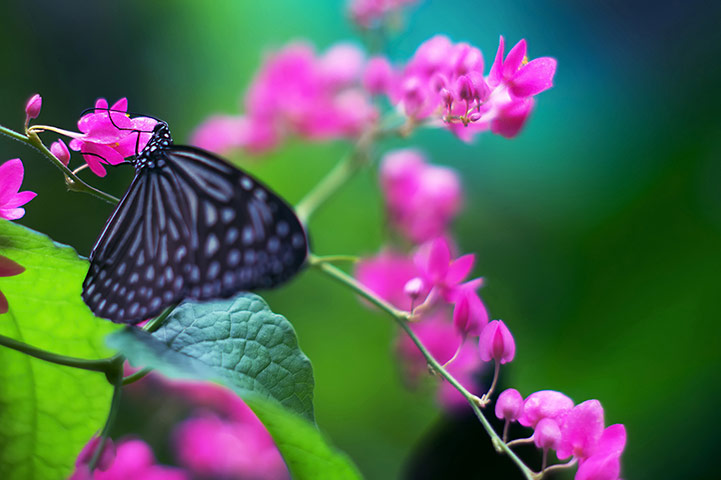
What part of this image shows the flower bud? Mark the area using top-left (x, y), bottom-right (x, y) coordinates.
top-left (452, 288), bottom-right (488, 337)
top-left (440, 88), bottom-right (453, 109)
top-left (50, 139), bottom-right (71, 166)
top-left (455, 75), bottom-right (473, 102)
top-left (402, 78), bottom-right (426, 117)
top-left (404, 277), bottom-right (425, 300)
top-left (430, 73), bottom-right (448, 93)
top-left (518, 390), bottom-right (574, 428)
top-left (495, 388), bottom-right (523, 422)
top-left (468, 112), bottom-right (482, 122)
top-left (478, 320), bottom-right (515, 364)
top-left (467, 71), bottom-right (490, 103)
top-left (363, 56), bottom-right (393, 95)
top-left (25, 94), bottom-right (42, 121)
top-left (534, 418), bottom-right (562, 450)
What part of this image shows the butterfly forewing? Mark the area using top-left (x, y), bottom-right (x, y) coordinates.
top-left (82, 133), bottom-right (308, 324)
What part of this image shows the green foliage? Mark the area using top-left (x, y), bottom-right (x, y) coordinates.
top-left (0, 220), bottom-right (119, 479)
top-left (109, 293), bottom-right (361, 479)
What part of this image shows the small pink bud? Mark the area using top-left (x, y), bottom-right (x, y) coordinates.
top-left (452, 288), bottom-right (488, 337)
top-left (363, 56), bottom-right (393, 95)
top-left (455, 75), bottom-right (473, 102)
top-left (404, 277), bottom-right (425, 299)
top-left (518, 390), bottom-right (575, 428)
top-left (495, 388), bottom-right (523, 422)
top-left (468, 112), bottom-right (482, 122)
top-left (50, 139), bottom-right (71, 166)
top-left (534, 418), bottom-right (562, 450)
top-left (478, 320), bottom-right (515, 364)
top-left (75, 436), bottom-right (116, 471)
top-left (440, 88), bottom-right (453, 108)
top-left (430, 73), bottom-right (449, 93)
top-left (25, 94), bottom-right (42, 121)
top-left (467, 71), bottom-right (490, 102)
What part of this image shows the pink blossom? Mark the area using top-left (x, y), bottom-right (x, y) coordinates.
top-left (363, 56), bottom-right (394, 95)
top-left (355, 249), bottom-right (425, 310)
top-left (74, 436), bottom-right (116, 472)
top-left (534, 418), bottom-right (562, 451)
top-left (71, 438), bottom-right (188, 480)
top-left (67, 98), bottom-right (157, 177)
top-left (174, 414), bottom-right (289, 480)
top-left (50, 139), bottom-right (71, 166)
top-left (192, 42), bottom-right (376, 155)
top-left (557, 399), bottom-right (605, 460)
top-left (452, 286), bottom-right (488, 337)
top-left (379, 149), bottom-right (463, 243)
top-left (25, 93), bottom-right (42, 121)
top-left (0, 158), bottom-right (36, 220)
top-left (413, 237), bottom-right (478, 301)
top-left (478, 319), bottom-right (515, 364)
top-left (396, 311), bottom-right (458, 381)
top-left (382, 35), bottom-right (556, 140)
top-left (575, 424), bottom-right (626, 480)
top-left (0, 255), bottom-right (24, 314)
top-left (348, 0), bottom-right (419, 29)
top-left (518, 390), bottom-right (574, 428)
top-left (495, 388), bottom-right (523, 422)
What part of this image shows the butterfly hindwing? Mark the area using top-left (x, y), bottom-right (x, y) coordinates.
top-left (82, 142), bottom-right (307, 324)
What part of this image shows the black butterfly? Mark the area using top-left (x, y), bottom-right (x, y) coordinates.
top-left (81, 119), bottom-right (308, 324)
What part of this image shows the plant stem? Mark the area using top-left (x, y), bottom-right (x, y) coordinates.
top-left (88, 356), bottom-right (124, 471)
top-left (0, 333), bottom-right (115, 373)
top-left (122, 367), bottom-right (152, 385)
top-left (295, 153), bottom-right (361, 224)
top-left (310, 256), bottom-right (536, 480)
top-left (0, 124), bottom-right (119, 205)
top-left (142, 304), bottom-right (177, 333)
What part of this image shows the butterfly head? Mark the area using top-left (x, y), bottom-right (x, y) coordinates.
top-left (134, 122), bottom-right (173, 170)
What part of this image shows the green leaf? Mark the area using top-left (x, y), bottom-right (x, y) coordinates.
top-left (0, 220), bottom-right (120, 479)
top-left (109, 293), bottom-right (361, 480)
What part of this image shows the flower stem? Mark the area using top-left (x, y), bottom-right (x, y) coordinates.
top-left (0, 332), bottom-right (115, 373)
top-left (310, 256), bottom-right (536, 480)
top-left (88, 356), bottom-right (124, 471)
top-left (0, 123), bottom-right (119, 205)
top-left (122, 367), bottom-right (152, 385)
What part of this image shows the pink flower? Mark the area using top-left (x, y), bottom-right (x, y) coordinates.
top-left (478, 320), bottom-right (515, 364)
top-left (174, 414), bottom-right (289, 480)
top-left (0, 158), bottom-right (37, 220)
top-left (397, 311), bottom-right (459, 381)
top-left (379, 149), bottom-right (463, 243)
top-left (381, 35), bottom-right (555, 140)
top-left (25, 93), bottom-right (42, 121)
top-left (518, 390), bottom-right (575, 428)
top-left (71, 438), bottom-right (188, 480)
top-left (452, 286), bottom-right (489, 337)
top-left (0, 255), bottom-right (24, 314)
top-left (575, 424), bottom-right (626, 480)
top-left (67, 98), bottom-right (157, 177)
top-left (50, 139), bottom-right (71, 166)
top-left (363, 56), bottom-right (394, 95)
top-left (355, 249), bottom-right (425, 310)
top-left (414, 237), bottom-right (478, 301)
top-left (192, 42), bottom-right (376, 155)
top-left (348, 0), bottom-right (419, 29)
top-left (495, 388), bottom-right (524, 422)
top-left (534, 418), bottom-right (562, 451)
top-left (557, 400), bottom-right (605, 461)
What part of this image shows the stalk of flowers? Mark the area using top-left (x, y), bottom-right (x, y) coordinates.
top-left (191, 42), bottom-right (378, 155)
top-left (366, 34), bottom-right (556, 140)
top-left (497, 389), bottom-right (627, 479)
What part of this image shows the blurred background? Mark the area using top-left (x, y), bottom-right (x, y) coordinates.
top-left (1, 0), bottom-right (719, 478)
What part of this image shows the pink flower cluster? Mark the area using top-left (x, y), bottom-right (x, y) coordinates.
top-left (356, 237), bottom-right (517, 409)
top-left (191, 43), bottom-right (377, 155)
top-left (368, 35), bottom-right (556, 140)
top-left (496, 389), bottom-right (626, 479)
top-left (71, 437), bottom-right (187, 480)
top-left (347, 0), bottom-right (419, 29)
top-left (66, 98), bottom-right (157, 177)
top-left (380, 149), bottom-right (462, 243)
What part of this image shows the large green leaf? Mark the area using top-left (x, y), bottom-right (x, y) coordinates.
top-left (0, 220), bottom-right (120, 479)
top-left (109, 294), bottom-right (361, 479)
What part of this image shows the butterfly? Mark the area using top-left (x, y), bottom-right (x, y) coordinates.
top-left (81, 117), bottom-right (308, 324)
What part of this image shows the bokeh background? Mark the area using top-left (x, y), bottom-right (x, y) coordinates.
top-left (1, 1), bottom-right (720, 478)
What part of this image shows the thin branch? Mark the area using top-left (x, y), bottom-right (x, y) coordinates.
top-left (0, 333), bottom-right (115, 373)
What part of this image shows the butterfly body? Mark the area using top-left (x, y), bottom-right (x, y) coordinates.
top-left (82, 122), bottom-right (308, 324)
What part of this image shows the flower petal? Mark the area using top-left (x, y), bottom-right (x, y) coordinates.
top-left (487, 35), bottom-right (505, 87)
top-left (446, 254), bottom-right (475, 285)
top-left (2, 190), bottom-right (37, 209)
top-left (0, 207), bottom-right (27, 220)
top-left (502, 39), bottom-right (527, 79)
top-left (510, 57), bottom-right (557, 97)
top-left (0, 159), bottom-right (24, 206)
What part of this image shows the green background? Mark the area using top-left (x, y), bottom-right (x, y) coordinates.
top-left (1, 1), bottom-right (719, 478)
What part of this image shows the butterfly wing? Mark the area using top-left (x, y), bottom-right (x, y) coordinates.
top-left (82, 146), bottom-right (308, 324)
